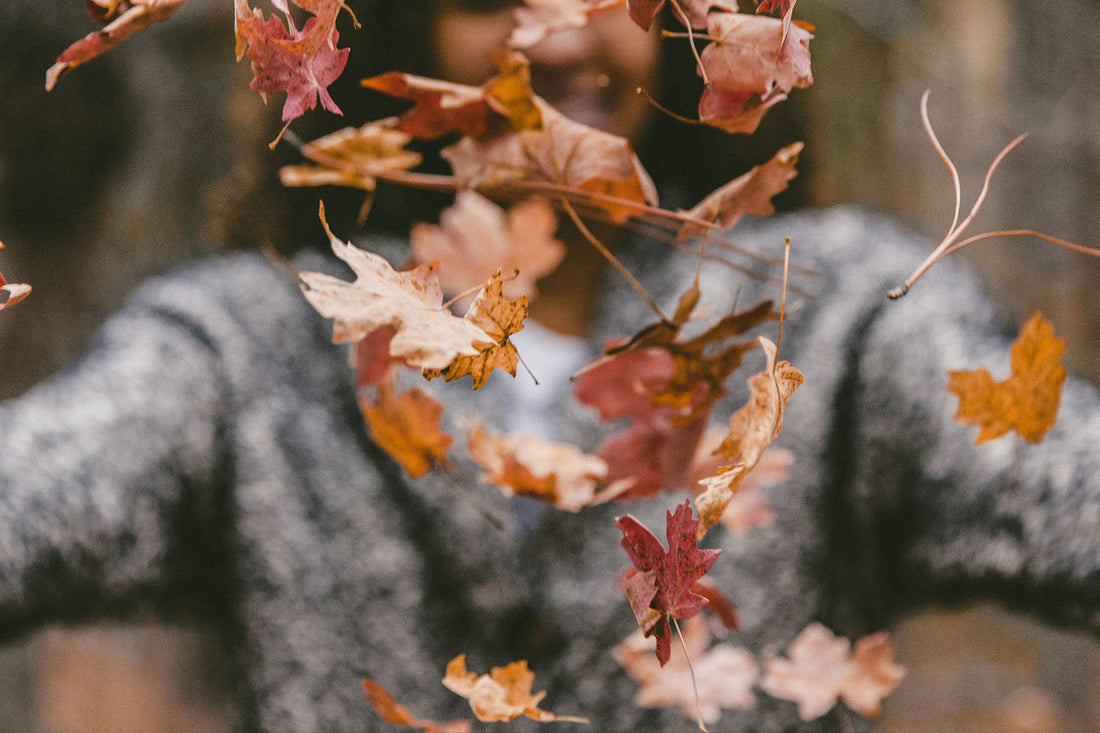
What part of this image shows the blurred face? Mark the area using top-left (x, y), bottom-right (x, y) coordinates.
top-left (432, 0), bottom-right (660, 139)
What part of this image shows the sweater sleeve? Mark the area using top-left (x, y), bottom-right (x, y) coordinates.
top-left (0, 273), bottom-right (230, 633)
top-left (842, 255), bottom-right (1100, 631)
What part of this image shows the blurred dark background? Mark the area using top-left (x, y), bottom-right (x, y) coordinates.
top-left (1, 1), bottom-right (1098, 730)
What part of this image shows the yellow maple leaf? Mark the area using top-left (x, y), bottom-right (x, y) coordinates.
top-left (947, 312), bottom-right (1066, 444)
top-left (442, 655), bottom-right (587, 724)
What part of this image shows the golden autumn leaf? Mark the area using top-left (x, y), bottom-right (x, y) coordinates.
top-left (299, 203), bottom-right (493, 370)
top-left (360, 382), bottom-right (453, 478)
top-left (947, 311), bottom-right (1066, 444)
top-left (361, 678), bottom-right (472, 733)
top-left (442, 655), bottom-right (588, 724)
top-left (466, 424), bottom-right (628, 511)
top-left (422, 270), bottom-right (528, 390)
top-left (279, 120), bottom-right (422, 191)
top-left (695, 336), bottom-right (803, 538)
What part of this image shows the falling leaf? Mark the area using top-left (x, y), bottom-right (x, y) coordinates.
top-left (616, 501), bottom-right (721, 666)
top-left (0, 246), bottom-right (31, 311)
top-left (679, 142), bottom-right (803, 239)
top-left (947, 312), bottom-right (1066, 444)
top-left (443, 655), bottom-right (588, 724)
top-left (697, 13), bottom-right (813, 134)
top-left (755, 0), bottom-right (798, 48)
top-left (360, 382), bottom-right (453, 478)
top-left (279, 121), bottom-right (422, 191)
top-left (466, 424), bottom-right (628, 511)
top-left (760, 623), bottom-right (905, 721)
top-left (690, 577), bottom-right (739, 630)
top-left (574, 300), bottom-right (775, 497)
top-left (354, 326), bottom-right (400, 388)
top-left (422, 270), bottom-right (528, 390)
top-left (483, 50), bottom-right (544, 132)
top-left (234, 0), bottom-right (349, 121)
top-left (361, 73), bottom-right (493, 140)
top-left (615, 615), bottom-right (757, 723)
top-left (510, 0), bottom-right (600, 48)
top-left (361, 678), bottom-right (472, 733)
top-left (410, 192), bottom-right (565, 302)
top-left (695, 336), bottom-right (803, 538)
top-left (299, 203), bottom-right (493, 370)
top-left (46, 0), bottom-right (188, 90)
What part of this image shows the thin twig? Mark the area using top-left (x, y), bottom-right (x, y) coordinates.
top-left (776, 237), bottom-right (791, 355)
top-left (672, 617), bottom-right (708, 733)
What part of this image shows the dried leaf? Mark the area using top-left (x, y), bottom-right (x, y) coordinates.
top-left (443, 655), bottom-right (588, 724)
top-left (360, 383), bottom-right (452, 478)
top-left (422, 270), bottom-right (528, 389)
top-left (698, 13), bottom-right (813, 134)
top-left (947, 312), bottom-right (1066, 444)
top-left (299, 203), bottom-right (493, 370)
top-left (234, 0), bottom-right (349, 121)
top-left (679, 142), bottom-right (803, 239)
top-left (467, 424), bottom-right (627, 511)
top-left (755, 0), bottom-right (798, 48)
top-left (362, 678), bottom-right (472, 733)
top-left (510, 0), bottom-right (596, 48)
top-left (695, 336), bottom-right (803, 538)
top-left (410, 192), bottom-right (564, 303)
top-left (615, 615), bottom-right (757, 723)
top-left (279, 121), bottom-right (421, 191)
top-left (361, 73), bottom-right (492, 140)
top-left (760, 623), bottom-right (905, 721)
top-left (615, 501), bottom-right (721, 665)
top-left (0, 249), bottom-right (31, 311)
top-left (354, 326), bottom-right (400, 387)
top-left (46, 0), bottom-right (188, 90)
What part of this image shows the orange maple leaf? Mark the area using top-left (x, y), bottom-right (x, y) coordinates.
top-left (442, 655), bottom-right (588, 724)
top-left (695, 336), bottom-right (803, 538)
top-left (947, 311), bottom-right (1066, 444)
top-left (422, 270), bottom-right (529, 390)
top-left (360, 382), bottom-right (452, 478)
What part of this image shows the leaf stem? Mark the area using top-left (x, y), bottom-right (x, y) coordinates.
top-left (672, 616), bottom-right (708, 733)
top-left (560, 199), bottom-right (670, 323)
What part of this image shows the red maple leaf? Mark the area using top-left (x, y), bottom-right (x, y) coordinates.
top-left (615, 501), bottom-right (721, 666)
top-left (236, 2), bottom-right (349, 121)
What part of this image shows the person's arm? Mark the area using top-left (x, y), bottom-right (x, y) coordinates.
top-left (841, 250), bottom-right (1100, 630)
top-left (0, 267), bottom-right (233, 633)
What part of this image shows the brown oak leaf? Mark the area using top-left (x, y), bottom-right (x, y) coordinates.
top-left (299, 203), bottom-right (493, 370)
top-left (679, 142), bottom-right (803, 239)
top-left (947, 312), bottom-right (1066, 444)
top-left (279, 121), bottom-right (422, 191)
top-left (46, 0), bottom-right (188, 90)
top-left (695, 336), bottom-right (803, 539)
top-left (422, 270), bottom-right (528, 389)
top-left (443, 655), bottom-right (588, 724)
top-left (466, 424), bottom-right (628, 511)
top-left (362, 678), bottom-right (472, 733)
top-left (760, 623), bottom-right (906, 721)
top-left (698, 12), bottom-right (813, 134)
top-left (615, 615), bottom-right (757, 723)
top-left (360, 382), bottom-right (453, 478)
top-left (410, 192), bottom-right (564, 303)
top-left (616, 501), bottom-right (721, 665)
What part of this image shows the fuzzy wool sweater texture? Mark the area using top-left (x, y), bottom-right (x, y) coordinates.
top-left (1, 207), bottom-right (1098, 732)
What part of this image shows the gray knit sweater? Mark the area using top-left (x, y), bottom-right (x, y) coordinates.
top-left (1, 207), bottom-right (1097, 732)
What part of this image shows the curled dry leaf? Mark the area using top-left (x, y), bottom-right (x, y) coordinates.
top-left (0, 248), bottom-right (31, 311)
top-left (362, 678), bottom-right (472, 733)
top-left (411, 192), bottom-right (565, 302)
top-left (616, 501), bottom-right (721, 666)
top-left (46, 0), bottom-right (188, 90)
top-left (466, 424), bottom-right (627, 511)
top-left (234, 0), bottom-right (349, 121)
top-left (760, 623), bottom-right (905, 721)
top-left (679, 142), bottom-right (803, 239)
top-left (360, 382), bottom-right (453, 479)
top-left (698, 12), bottom-right (813, 134)
top-left (443, 655), bottom-right (588, 724)
top-left (422, 269), bottom-right (529, 390)
top-left (279, 121), bottom-right (422, 191)
top-left (615, 615), bottom-right (757, 723)
top-left (695, 336), bottom-right (803, 539)
top-left (299, 203), bottom-right (492, 370)
top-left (947, 312), bottom-right (1066, 444)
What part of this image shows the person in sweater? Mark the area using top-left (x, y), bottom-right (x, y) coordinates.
top-left (2, 1), bottom-right (1098, 731)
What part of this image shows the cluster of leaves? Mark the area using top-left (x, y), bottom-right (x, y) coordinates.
top-left (29, 0), bottom-right (1092, 729)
